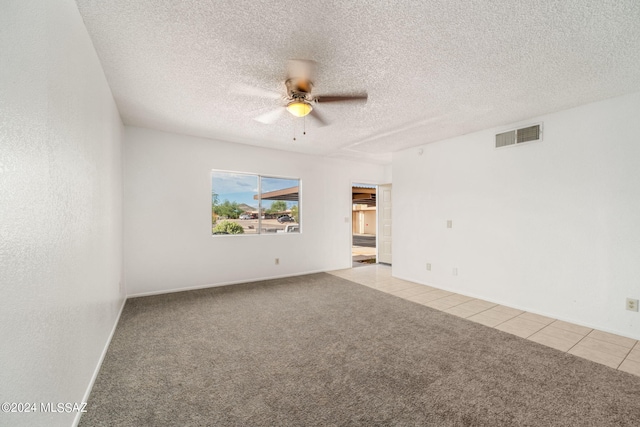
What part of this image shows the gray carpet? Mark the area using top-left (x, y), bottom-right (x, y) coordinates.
top-left (80, 273), bottom-right (640, 426)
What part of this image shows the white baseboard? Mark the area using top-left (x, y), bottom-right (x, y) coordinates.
top-left (127, 268), bottom-right (330, 298)
top-left (73, 296), bottom-right (127, 427)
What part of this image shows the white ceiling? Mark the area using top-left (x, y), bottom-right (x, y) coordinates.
top-left (75, 0), bottom-right (640, 164)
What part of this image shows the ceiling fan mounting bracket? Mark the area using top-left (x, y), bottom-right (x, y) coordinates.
top-left (285, 78), bottom-right (313, 100)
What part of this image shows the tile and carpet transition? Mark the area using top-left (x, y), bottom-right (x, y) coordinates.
top-left (80, 273), bottom-right (640, 426)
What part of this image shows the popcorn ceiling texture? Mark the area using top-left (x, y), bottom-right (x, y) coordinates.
top-left (75, 0), bottom-right (640, 163)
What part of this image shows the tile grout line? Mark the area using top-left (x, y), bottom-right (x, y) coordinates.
top-left (494, 319), bottom-right (510, 328)
top-left (520, 314), bottom-right (558, 336)
top-left (409, 290), bottom-right (630, 369)
top-left (615, 341), bottom-right (637, 370)
top-left (336, 266), bottom-right (640, 375)
top-left (462, 303), bottom-right (498, 319)
top-left (488, 313), bottom-right (550, 335)
top-left (514, 317), bottom-right (553, 339)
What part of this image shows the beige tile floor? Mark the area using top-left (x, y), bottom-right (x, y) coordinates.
top-left (329, 264), bottom-right (640, 377)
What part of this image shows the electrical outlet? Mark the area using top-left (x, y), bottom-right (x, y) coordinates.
top-left (447, 220), bottom-right (453, 229)
top-left (426, 263), bottom-right (431, 271)
top-left (626, 298), bottom-right (639, 312)
top-left (452, 267), bottom-right (458, 276)
top-left (275, 258), bottom-right (280, 265)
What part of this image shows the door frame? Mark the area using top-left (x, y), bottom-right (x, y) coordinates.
top-left (350, 181), bottom-right (380, 268)
top-left (377, 183), bottom-right (392, 265)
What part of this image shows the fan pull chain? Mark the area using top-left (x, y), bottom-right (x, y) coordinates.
top-left (303, 115), bottom-right (306, 135)
top-left (293, 117), bottom-right (297, 141)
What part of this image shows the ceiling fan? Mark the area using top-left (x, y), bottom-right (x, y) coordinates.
top-left (232, 59), bottom-right (368, 126)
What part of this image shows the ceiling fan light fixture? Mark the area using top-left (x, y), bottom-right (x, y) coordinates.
top-left (286, 101), bottom-right (312, 118)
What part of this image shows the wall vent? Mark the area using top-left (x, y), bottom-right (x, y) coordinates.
top-left (496, 123), bottom-right (542, 148)
top-left (495, 130), bottom-right (516, 148)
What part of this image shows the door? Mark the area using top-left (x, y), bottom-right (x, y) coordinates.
top-left (378, 184), bottom-right (392, 264)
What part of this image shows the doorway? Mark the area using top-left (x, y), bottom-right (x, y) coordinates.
top-left (352, 184), bottom-right (377, 267)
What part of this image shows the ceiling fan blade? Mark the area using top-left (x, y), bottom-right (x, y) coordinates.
top-left (308, 108), bottom-right (329, 127)
top-left (315, 93), bottom-right (368, 103)
top-left (254, 107), bottom-right (285, 124)
top-left (230, 83), bottom-right (282, 100)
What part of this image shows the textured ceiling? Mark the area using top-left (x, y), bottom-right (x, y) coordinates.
top-left (75, 0), bottom-right (640, 164)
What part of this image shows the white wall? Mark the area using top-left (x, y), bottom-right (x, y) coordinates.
top-left (393, 91), bottom-right (640, 340)
top-left (383, 163), bottom-right (392, 184)
top-left (0, 1), bottom-right (124, 426)
top-left (124, 127), bottom-right (386, 296)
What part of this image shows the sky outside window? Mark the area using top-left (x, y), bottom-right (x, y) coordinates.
top-left (212, 172), bottom-right (298, 210)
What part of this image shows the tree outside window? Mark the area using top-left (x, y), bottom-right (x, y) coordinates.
top-left (212, 170), bottom-right (300, 235)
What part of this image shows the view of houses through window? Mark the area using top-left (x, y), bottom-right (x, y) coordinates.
top-left (211, 170), bottom-right (300, 235)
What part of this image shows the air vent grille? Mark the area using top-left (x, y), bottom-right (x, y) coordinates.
top-left (496, 123), bottom-right (542, 148)
top-left (496, 130), bottom-right (516, 148)
top-left (517, 125), bottom-right (540, 143)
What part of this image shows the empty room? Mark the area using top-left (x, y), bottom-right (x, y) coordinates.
top-left (2, 1), bottom-right (640, 426)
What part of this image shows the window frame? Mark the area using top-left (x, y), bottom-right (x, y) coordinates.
top-left (211, 169), bottom-right (301, 237)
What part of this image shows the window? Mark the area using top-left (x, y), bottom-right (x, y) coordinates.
top-left (211, 170), bottom-right (300, 235)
